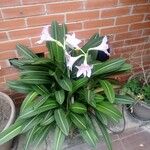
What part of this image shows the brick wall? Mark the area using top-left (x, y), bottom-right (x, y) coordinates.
top-left (0, 0), bottom-right (150, 104)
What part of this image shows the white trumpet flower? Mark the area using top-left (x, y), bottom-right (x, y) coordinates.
top-left (66, 33), bottom-right (81, 49)
top-left (88, 36), bottom-right (110, 56)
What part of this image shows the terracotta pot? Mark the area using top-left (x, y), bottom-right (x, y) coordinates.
top-left (0, 92), bottom-right (16, 150)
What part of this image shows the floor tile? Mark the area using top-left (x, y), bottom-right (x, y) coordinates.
top-left (121, 131), bottom-right (150, 150)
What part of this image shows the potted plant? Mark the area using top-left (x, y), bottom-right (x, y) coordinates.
top-left (0, 91), bottom-right (16, 150)
top-left (122, 69), bottom-right (150, 121)
top-left (0, 21), bottom-right (133, 150)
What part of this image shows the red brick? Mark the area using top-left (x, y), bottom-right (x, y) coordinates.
top-left (0, 51), bottom-right (18, 60)
top-left (0, 77), bottom-right (5, 83)
top-left (144, 43), bottom-right (150, 49)
top-left (130, 22), bottom-right (150, 30)
top-left (110, 41), bottom-right (124, 48)
top-left (0, 67), bottom-right (18, 77)
top-left (5, 73), bottom-right (19, 81)
top-left (0, 0), bottom-right (20, 7)
top-left (84, 19), bottom-right (114, 29)
top-left (132, 4), bottom-right (150, 14)
top-left (143, 29), bottom-right (150, 35)
top-left (115, 30), bottom-right (142, 40)
top-left (9, 27), bottom-right (42, 40)
top-left (114, 45), bottom-right (137, 53)
top-left (66, 11), bottom-right (99, 22)
top-left (116, 15), bottom-right (144, 25)
top-left (85, 0), bottom-right (118, 9)
top-left (75, 29), bottom-right (99, 40)
top-left (2, 5), bottom-right (45, 19)
top-left (0, 83), bottom-right (8, 91)
top-left (119, 0), bottom-right (148, 5)
top-left (0, 32), bottom-right (8, 41)
top-left (101, 25), bottom-right (128, 35)
top-left (0, 60), bottom-right (10, 69)
top-left (22, 0), bottom-right (61, 5)
top-left (31, 45), bottom-right (48, 54)
top-left (131, 49), bottom-right (149, 57)
top-left (145, 14), bottom-right (150, 21)
top-left (0, 11), bottom-right (2, 19)
top-left (0, 19), bottom-right (26, 31)
top-left (47, 1), bottom-right (83, 14)
top-left (101, 7), bottom-right (130, 18)
top-left (125, 37), bottom-right (149, 46)
top-left (0, 39), bottom-right (31, 52)
top-left (27, 15), bottom-right (64, 27)
top-left (67, 22), bottom-right (82, 31)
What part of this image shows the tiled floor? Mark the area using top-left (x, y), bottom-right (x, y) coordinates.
top-left (12, 110), bottom-right (150, 150)
top-left (67, 127), bottom-right (150, 150)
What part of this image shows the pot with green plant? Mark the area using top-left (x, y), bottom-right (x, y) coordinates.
top-left (122, 70), bottom-right (150, 121)
top-left (0, 21), bottom-right (133, 150)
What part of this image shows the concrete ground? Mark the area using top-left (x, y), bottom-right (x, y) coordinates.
top-left (12, 109), bottom-right (150, 150)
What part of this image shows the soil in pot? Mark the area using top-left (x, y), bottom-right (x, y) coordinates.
top-left (0, 97), bottom-right (11, 132)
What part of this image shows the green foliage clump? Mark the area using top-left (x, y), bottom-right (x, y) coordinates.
top-left (0, 21), bottom-right (133, 150)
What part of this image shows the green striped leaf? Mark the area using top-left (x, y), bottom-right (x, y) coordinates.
top-left (70, 113), bottom-right (87, 129)
top-left (20, 70), bottom-right (49, 76)
top-left (53, 127), bottom-right (65, 150)
top-left (41, 115), bottom-right (54, 126)
top-left (85, 89), bottom-right (95, 103)
top-left (115, 95), bottom-right (134, 104)
top-left (95, 118), bottom-right (112, 150)
top-left (21, 115), bottom-right (43, 133)
top-left (16, 44), bottom-right (38, 59)
top-left (20, 91), bottom-right (38, 112)
top-left (50, 21), bottom-right (65, 63)
top-left (57, 77), bottom-right (72, 92)
top-left (24, 126), bottom-right (37, 150)
top-left (40, 111), bottom-right (53, 126)
top-left (70, 102), bottom-right (87, 114)
top-left (96, 102), bottom-right (122, 122)
top-left (92, 58), bottom-right (125, 76)
top-left (19, 100), bottom-right (58, 119)
top-left (94, 94), bottom-right (104, 104)
top-left (54, 109), bottom-right (69, 135)
top-left (72, 78), bottom-right (88, 93)
top-left (117, 63), bottom-right (132, 73)
top-left (80, 128), bottom-right (99, 148)
top-left (32, 126), bottom-right (50, 150)
top-left (96, 112), bottom-right (108, 125)
top-left (0, 122), bottom-right (22, 145)
top-left (55, 90), bottom-right (65, 104)
top-left (99, 80), bottom-right (115, 103)
top-left (20, 65), bottom-right (49, 71)
top-left (32, 85), bottom-right (50, 95)
top-left (31, 58), bottom-right (52, 65)
top-left (7, 81), bottom-right (32, 93)
top-left (20, 76), bottom-right (51, 84)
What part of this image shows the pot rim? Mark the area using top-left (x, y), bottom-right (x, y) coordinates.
top-left (0, 92), bottom-right (16, 131)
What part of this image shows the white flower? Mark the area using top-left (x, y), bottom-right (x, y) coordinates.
top-left (66, 33), bottom-right (81, 49)
top-left (36, 25), bottom-right (55, 44)
top-left (88, 36), bottom-right (110, 56)
top-left (76, 61), bottom-right (93, 78)
top-left (65, 52), bottom-right (83, 71)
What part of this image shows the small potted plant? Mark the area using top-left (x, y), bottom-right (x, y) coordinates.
top-left (0, 21), bottom-right (133, 150)
top-left (0, 75), bottom-right (16, 150)
top-left (122, 70), bottom-right (150, 121)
